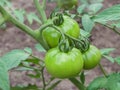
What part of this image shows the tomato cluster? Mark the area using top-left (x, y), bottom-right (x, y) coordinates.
top-left (42, 15), bottom-right (80, 48)
top-left (43, 15), bottom-right (101, 79)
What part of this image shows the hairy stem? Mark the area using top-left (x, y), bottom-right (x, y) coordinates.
top-left (69, 78), bottom-right (86, 90)
top-left (99, 63), bottom-right (108, 77)
top-left (42, 0), bottom-right (47, 9)
top-left (0, 6), bottom-right (49, 50)
top-left (97, 22), bottom-right (120, 35)
top-left (34, 0), bottom-right (47, 24)
top-left (41, 67), bottom-right (46, 90)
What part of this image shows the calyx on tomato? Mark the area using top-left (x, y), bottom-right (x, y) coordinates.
top-left (82, 45), bottom-right (101, 70)
top-left (45, 47), bottom-right (83, 78)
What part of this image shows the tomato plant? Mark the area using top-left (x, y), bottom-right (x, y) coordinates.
top-left (0, 0), bottom-right (120, 90)
top-left (82, 45), bottom-right (101, 70)
top-left (45, 47), bottom-right (83, 78)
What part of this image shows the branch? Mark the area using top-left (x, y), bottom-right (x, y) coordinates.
top-left (0, 6), bottom-right (49, 50)
top-left (97, 22), bottom-right (120, 35)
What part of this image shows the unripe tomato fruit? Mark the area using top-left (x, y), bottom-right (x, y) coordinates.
top-left (82, 45), bottom-right (101, 70)
top-left (42, 27), bottom-right (61, 48)
top-left (42, 15), bottom-right (80, 48)
top-left (45, 48), bottom-right (83, 78)
top-left (57, 0), bottom-right (78, 9)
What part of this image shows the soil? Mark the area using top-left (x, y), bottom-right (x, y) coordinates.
top-left (0, 0), bottom-right (120, 90)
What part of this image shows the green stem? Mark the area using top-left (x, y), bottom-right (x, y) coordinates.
top-left (34, 0), bottom-right (47, 24)
top-left (42, 0), bottom-right (47, 9)
top-left (0, 6), bottom-right (49, 50)
top-left (69, 78), bottom-right (86, 90)
top-left (50, 25), bottom-right (66, 39)
top-left (41, 67), bottom-right (46, 90)
top-left (0, 6), bottom-right (37, 38)
top-left (97, 22), bottom-right (120, 35)
top-left (99, 63), bottom-right (108, 77)
top-left (35, 23), bottom-right (66, 40)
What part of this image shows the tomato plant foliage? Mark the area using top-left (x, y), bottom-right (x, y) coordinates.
top-left (0, 0), bottom-right (120, 90)
top-left (87, 73), bottom-right (120, 90)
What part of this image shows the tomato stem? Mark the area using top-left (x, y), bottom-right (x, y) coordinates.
top-left (99, 63), bottom-right (108, 77)
top-left (69, 78), bottom-right (86, 90)
top-left (0, 6), bottom-right (50, 50)
top-left (97, 22), bottom-right (120, 36)
top-left (65, 34), bottom-right (90, 53)
top-left (41, 67), bottom-right (46, 90)
top-left (34, 0), bottom-right (47, 24)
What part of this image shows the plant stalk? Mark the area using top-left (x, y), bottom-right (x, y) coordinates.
top-left (41, 67), bottom-right (46, 90)
top-left (99, 63), bottom-right (108, 77)
top-left (0, 6), bottom-right (49, 50)
top-left (69, 78), bottom-right (86, 90)
top-left (34, 0), bottom-right (47, 24)
top-left (97, 22), bottom-right (120, 35)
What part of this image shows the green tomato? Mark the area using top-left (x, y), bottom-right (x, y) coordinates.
top-left (59, 16), bottom-right (80, 38)
top-left (45, 48), bottom-right (83, 78)
top-left (42, 16), bottom-right (80, 48)
top-left (82, 45), bottom-right (101, 70)
top-left (42, 27), bottom-right (61, 48)
top-left (57, 0), bottom-right (78, 9)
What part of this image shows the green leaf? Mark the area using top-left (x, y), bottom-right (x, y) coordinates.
top-left (100, 48), bottom-right (115, 55)
top-left (103, 55), bottom-right (115, 63)
top-left (35, 44), bottom-right (46, 52)
top-left (0, 49), bottom-right (30, 70)
top-left (105, 73), bottom-right (120, 90)
top-left (26, 13), bottom-right (41, 25)
top-left (0, 60), bottom-right (10, 90)
top-left (82, 14), bottom-right (95, 33)
top-left (88, 3), bottom-right (103, 14)
top-left (0, 0), bottom-right (11, 7)
top-left (89, 0), bottom-right (103, 3)
top-left (87, 73), bottom-right (120, 90)
top-left (11, 84), bottom-right (38, 90)
top-left (77, 4), bottom-right (86, 14)
top-left (24, 47), bottom-right (32, 54)
top-left (87, 76), bottom-right (107, 90)
top-left (79, 0), bottom-right (88, 4)
top-left (93, 4), bottom-right (120, 23)
top-left (80, 29), bottom-right (91, 37)
top-left (115, 57), bottom-right (120, 65)
top-left (14, 9), bottom-right (25, 23)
